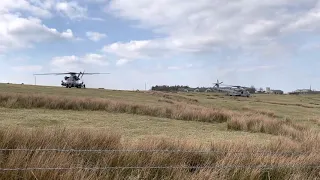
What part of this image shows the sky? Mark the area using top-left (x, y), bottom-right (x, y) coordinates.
top-left (1, 0), bottom-right (320, 92)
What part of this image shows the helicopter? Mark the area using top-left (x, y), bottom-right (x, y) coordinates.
top-left (33, 71), bottom-right (110, 88)
top-left (213, 79), bottom-right (251, 97)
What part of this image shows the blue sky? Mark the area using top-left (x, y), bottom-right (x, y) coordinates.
top-left (1, 0), bottom-right (320, 92)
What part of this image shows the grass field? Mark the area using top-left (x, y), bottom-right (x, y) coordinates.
top-left (0, 83), bottom-right (320, 179)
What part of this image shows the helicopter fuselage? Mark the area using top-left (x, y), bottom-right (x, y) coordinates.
top-left (213, 87), bottom-right (250, 97)
top-left (61, 75), bottom-right (85, 88)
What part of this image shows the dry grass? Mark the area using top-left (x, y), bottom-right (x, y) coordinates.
top-left (158, 98), bottom-right (175, 104)
top-left (0, 92), bottom-right (312, 140)
top-left (1, 107), bottom-right (274, 145)
top-left (0, 92), bottom-right (230, 123)
top-left (309, 117), bottom-right (320, 126)
top-left (147, 91), bottom-right (199, 104)
top-left (227, 115), bottom-right (307, 140)
top-left (254, 100), bottom-right (320, 109)
top-left (241, 107), bottom-right (279, 118)
top-left (0, 128), bottom-right (320, 180)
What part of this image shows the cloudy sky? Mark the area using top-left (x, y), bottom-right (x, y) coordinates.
top-left (1, 0), bottom-right (320, 92)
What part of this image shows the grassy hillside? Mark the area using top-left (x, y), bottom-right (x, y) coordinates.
top-left (0, 108), bottom-right (273, 145)
top-left (1, 83), bottom-right (320, 125)
top-left (0, 83), bottom-right (320, 179)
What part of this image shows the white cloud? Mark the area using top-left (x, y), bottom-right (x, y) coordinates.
top-left (55, 1), bottom-right (87, 20)
top-left (0, 14), bottom-right (74, 51)
top-left (61, 29), bottom-right (74, 39)
top-left (51, 55), bottom-right (79, 67)
top-left (1, 0), bottom-right (104, 21)
top-left (90, 17), bottom-right (105, 21)
top-left (0, 0), bottom-right (53, 18)
top-left (104, 0), bottom-right (320, 61)
top-left (116, 58), bottom-right (132, 66)
top-left (0, 0), bottom-right (99, 21)
top-left (102, 39), bottom-right (179, 60)
top-left (51, 54), bottom-right (109, 69)
top-left (82, 54), bottom-right (109, 66)
top-left (168, 64), bottom-right (193, 70)
top-left (82, 0), bottom-right (107, 3)
top-left (167, 66), bottom-right (181, 70)
top-left (86, 31), bottom-right (107, 42)
top-left (285, 2), bottom-right (320, 32)
top-left (12, 65), bottom-right (43, 72)
top-left (103, 40), bottom-right (154, 59)
top-left (237, 65), bottom-right (275, 72)
top-left (53, 1), bottom-right (104, 21)
top-left (0, 13), bottom-right (75, 52)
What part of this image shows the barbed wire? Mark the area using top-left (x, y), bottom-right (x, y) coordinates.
top-left (0, 164), bottom-right (320, 171)
top-left (0, 148), bottom-right (318, 155)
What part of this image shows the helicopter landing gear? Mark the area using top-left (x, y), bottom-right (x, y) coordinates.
top-left (80, 82), bottom-right (86, 89)
top-left (65, 84), bottom-right (72, 88)
top-left (76, 84), bottom-right (85, 88)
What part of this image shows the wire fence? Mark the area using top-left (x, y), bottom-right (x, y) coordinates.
top-left (1, 165), bottom-right (320, 172)
top-left (1, 148), bottom-right (320, 172)
top-left (0, 148), bottom-right (319, 155)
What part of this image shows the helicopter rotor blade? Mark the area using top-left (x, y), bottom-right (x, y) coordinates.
top-left (33, 73), bottom-right (72, 75)
top-left (222, 84), bottom-right (234, 87)
top-left (81, 73), bottom-right (110, 75)
top-left (81, 70), bottom-right (85, 79)
top-left (33, 72), bottom-right (110, 76)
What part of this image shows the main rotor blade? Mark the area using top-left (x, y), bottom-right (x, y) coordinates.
top-left (33, 72), bottom-right (110, 76)
top-left (220, 84), bottom-right (241, 87)
top-left (81, 73), bottom-right (111, 75)
top-left (33, 73), bottom-right (73, 75)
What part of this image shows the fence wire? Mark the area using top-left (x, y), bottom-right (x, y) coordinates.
top-left (0, 165), bottom-right (320, 171)
top-left (1, 149), bottom-right (320, 172)
top-left (0, 148), bottom-right (318, 155)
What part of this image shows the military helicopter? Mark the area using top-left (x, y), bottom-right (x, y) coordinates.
top-left (213, 79), bottom-right (251, 97)
top-left (33, 71), bottom-right (110, 88)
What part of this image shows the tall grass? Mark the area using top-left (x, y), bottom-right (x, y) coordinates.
top-left (0, 92), bottom-right (230, 123)
top-left (227, 115), bottom-right (306, 140)
top-left (0, 128), bottom-right (319, 180)
top-left (254, 100), bottom-right (319, 109)
top-left (0, 92), bottom-right (311, 140)
top-left (147, 91), bottom-right (199, 104)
